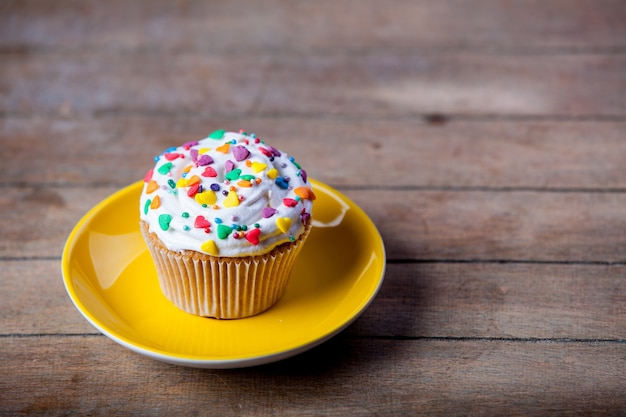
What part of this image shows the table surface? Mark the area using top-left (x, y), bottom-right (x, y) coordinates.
top-left (2, 1), bottom-right (626, 415)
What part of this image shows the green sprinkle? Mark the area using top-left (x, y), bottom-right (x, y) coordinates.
top-left (217, 224), bottom-right (233, 239)
top-left (225, 168), bottom-right (242, 181)
top-left (254, 223), bottom-right (260, 228)
top-left (158, 162), bottom-right (173, 175)
top-left (158, 214), bottom-right (172, 231)
top-left (183, 225), bottom-right (190, 231)
top-left (208, 129), bottom-right (225, 139)
top-left (167, 179), bottom-right (176, 189)
top-left (241, 174), bottom-right (255, 181)
top-left (144, 199), bottom-right (151, 215)
top-left (182, 212), bottom-right (190, 218)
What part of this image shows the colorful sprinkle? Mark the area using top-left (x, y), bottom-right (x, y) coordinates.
top-left (275, 177), bottom-right (289, 189)
top-left (266, 168), bottom-right (278, 179)
top-left (185, 175), bottom-right (200, 187)
top-left (195, 190), bottom-right (217, 206)
top-left (294, 186), bottom-right (316, 200)
top-left (208, 129), bottom-right (225, 139)
top-left (201, 240), bottom-right (219, 255)
top-left (150, 195), bottom-right (161, 209)
top-left (232, 145), bottom-right (251, 161)
top-left (187, 183), bottom-right (200, 197)
top-left (202, 166), bottom-right (217, 177)
top-left (283, 198), bottom-right (298, 207)
top-left (262, 207), bottom-right (277, 218)
top-left (197, 155), bottom-right (214, 166)
top-left (216, 143), bottom-right (230, 153)
top-left (245, 228), bottom-right (261, 245)
top-left (143, 169), bottom-right (154, 183)
top-left (158, 214), bottom-right (172, 231)
top-left (164, 152), bottom-right (182, 161)
top-left (225, 168), bottom-right (242, 181)
top-left (146, 180), bottom-right (159, 194)
top-left (194, 215), bottom-right (211, 229)
top-left (217, 224), bottom-right (233, 239)
top-left (251, 162), bottom-right (267, 173)
top-left (223, 190), bottom-right (240, 207)
top-left (143, 199), bottom-right (151, 215)
top-left (276, 217), bottom-right (292, 234)
top-left (157, 162), bottom-right (173, 175)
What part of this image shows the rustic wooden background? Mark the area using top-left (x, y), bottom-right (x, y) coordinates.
top-left (1, 1), bottom-right (625, 415)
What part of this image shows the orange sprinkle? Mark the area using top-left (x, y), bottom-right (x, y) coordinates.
top-left (146, 180), bottom-right (159, 194)
top-left (237, 180), bottom-right (253, 188)
top-left (150, 195), bottom-right (161, 209)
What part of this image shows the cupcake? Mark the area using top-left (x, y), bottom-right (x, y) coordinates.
top-left (139, 129), bottom-right (314, 319)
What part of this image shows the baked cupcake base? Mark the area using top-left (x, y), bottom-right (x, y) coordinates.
top-left (140, 221), bottom-right (310, 319)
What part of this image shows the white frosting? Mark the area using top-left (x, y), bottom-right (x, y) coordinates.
top-left (139, 130), bottom-right (314, 257)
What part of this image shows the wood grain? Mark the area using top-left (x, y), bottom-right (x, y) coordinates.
top-left (2, 0), bottom-right (625, 52)
top-left (2, 0), bottom-right (625, 415)
top-left (3, 117), bottom-right (626, 189)
top-left (2, 186), bottom-right (625, 261)
top-left (1, 336), bottom-right (625, 416)
top-left (2, 53), bottom-right (625, 117)
top-left (3, 260), bottom-right (625, 340)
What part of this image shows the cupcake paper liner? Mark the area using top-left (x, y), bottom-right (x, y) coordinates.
top-left (141, 221), bottom-right (310, 319)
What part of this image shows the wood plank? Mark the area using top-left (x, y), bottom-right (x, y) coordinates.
top-left (3, 117), bottom-right (626, 189)
top-left (1, 0), bottom-right (625, 51)
top-left (3, 260), bottom-right (625, 340)
top-left (355, 263), bottom-right (626, 339)
top-left (1, 186), bottom-right (625, 261)
top-left (1, 336), bottom-right (625, 415)
top-left (355, 189), bottom-right (626, 262)
top-left (2, 53), bottom-right (625, 117)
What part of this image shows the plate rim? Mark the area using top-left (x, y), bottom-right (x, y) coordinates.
top-left (62, 179), bottom-right (386, 368)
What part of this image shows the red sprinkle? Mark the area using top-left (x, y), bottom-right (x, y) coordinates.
top-left (164, 153), bottom-right (182, 161)
top-left (283, 198), bottom-right (298, 207)
top-left (194, 215), bottom-right (210, 229)
top-left (144, 168), bottom-right (154, 183)
top-left (245, 228), bottom-right (261, 245)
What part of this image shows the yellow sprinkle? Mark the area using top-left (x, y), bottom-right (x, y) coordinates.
top-left (276, 217), bottom-right (292, 234)
top-left (195, 190), bottom-right (217, 206)
top-left (176, 178), bottom-right (189, 188)
top-left (200, 240), bottom-right (219, 256)
top-left (182, 165), bottom-right (192, 174)
top-left (267, 168), bottom-right (278, 179)
top-left (224, 191), bottom-right (240, 208)
top-left (150, 195), bottom-right (161, 209)
top-left (198, 148), bottom-right (211, 154)
top-left (251, 162), bottom-right (267, 173)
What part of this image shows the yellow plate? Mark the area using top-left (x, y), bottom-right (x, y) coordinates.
top-left (62, 179), bottom-right (385, 368)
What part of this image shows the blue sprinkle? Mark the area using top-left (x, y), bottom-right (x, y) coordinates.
top-left (215, 218), bottom-right (223, 224)
top-left (275, 177), bottom-right (289, 189)
top-left (210, 183), bottom-right (220, 191)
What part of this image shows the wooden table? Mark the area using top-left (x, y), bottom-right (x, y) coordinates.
top-left (2, 1), bottom-right (625, 415)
